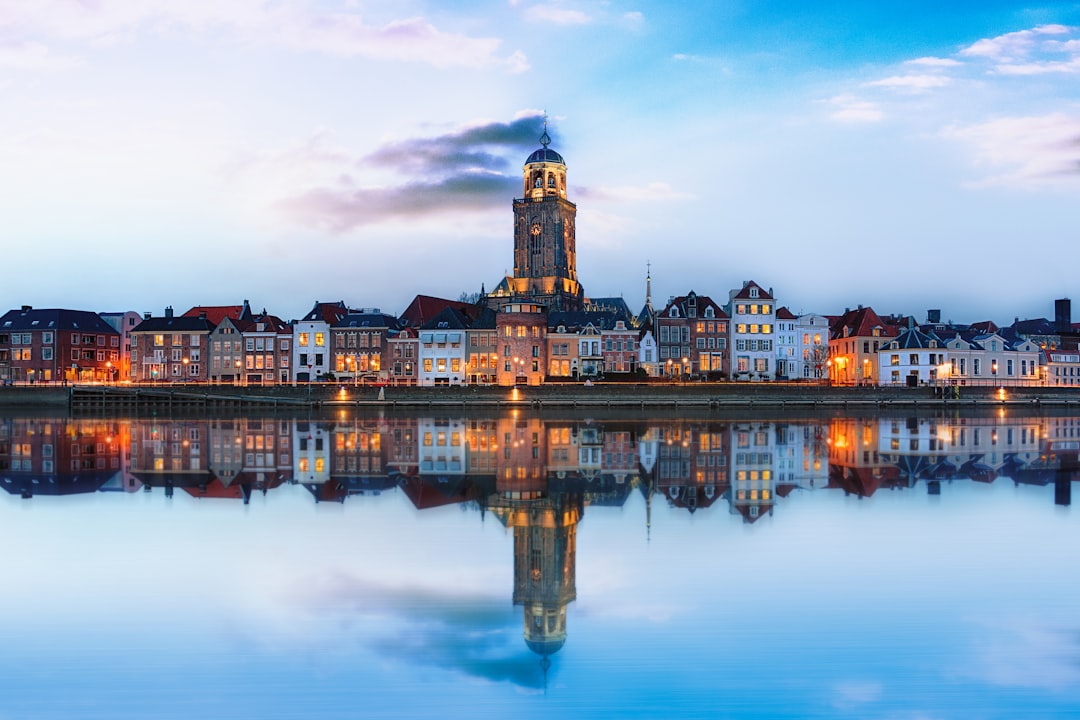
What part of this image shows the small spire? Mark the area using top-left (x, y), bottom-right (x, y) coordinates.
top-left (539, 113), bottom-right (551, 148)
top-left (645, 262), bottom-right (653, 314)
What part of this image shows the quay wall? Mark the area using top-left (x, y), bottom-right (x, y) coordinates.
top-left (2, 382), bottom-right (1079, 414)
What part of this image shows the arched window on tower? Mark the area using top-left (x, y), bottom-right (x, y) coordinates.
top-left (547, 173), bottom-right (556, 188)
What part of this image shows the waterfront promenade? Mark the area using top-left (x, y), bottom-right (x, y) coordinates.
top-left (2, 382), bottom-right (1079, 413)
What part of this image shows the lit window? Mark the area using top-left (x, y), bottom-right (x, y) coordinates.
top-left (299, 332), bottom-right (309, 346)
top-left (315, 333), bottom-right (325, 347)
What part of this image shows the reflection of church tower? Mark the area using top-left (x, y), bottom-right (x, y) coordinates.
top-left (491, 486), bottom-right (581, 658)
top-left (511, 494), bottom-right (580, 656)
top-left (504, 120), bottom-right (584, 312)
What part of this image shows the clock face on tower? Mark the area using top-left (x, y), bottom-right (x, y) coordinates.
top-left (530, 223), bottom-right (542, 236)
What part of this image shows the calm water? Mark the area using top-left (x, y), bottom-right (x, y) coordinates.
top-left (1, 410), bottom-right (1077, 719)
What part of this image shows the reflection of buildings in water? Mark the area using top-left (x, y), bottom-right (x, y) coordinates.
top-left (730, 422), bottom-right (775, 522)
top-left (826, 415), bottom-right (1079, 504)
top-left (0, 418), bottom-right (124, 497)
top-left (132, 418), bottom-right (292, 501)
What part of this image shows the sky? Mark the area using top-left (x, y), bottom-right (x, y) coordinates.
top-left (2, 1), bottom-right (1079, 325)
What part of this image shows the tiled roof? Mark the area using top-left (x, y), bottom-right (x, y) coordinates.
top-left (657, 291), bottom-right (728, 320)
top-left (829, 306), bottom-right (899, 340)
top-left (301, 301), bottom-right (350, 324)
top-left (183, 305), bottom-right (248, 325)
top-left (132, 315), bottom-right (216, 333)
top-left (421, 306), bottom-right (472, 330)
top-left (729, 280), bottom-right (774, 301)
top-left (400, 295), bottom-right (477, 328)
top-left (775, 306), bottom-right (797, 320)
top-left (0, 307), bottom-right (119, 334)
top-left (335, 312), bottom-right (402, 330)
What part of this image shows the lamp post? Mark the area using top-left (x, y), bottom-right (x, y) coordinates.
top-left (182, 356), bottom-right (190, 381)
top-left (235, 359), bottom-right (242, 386)
top-left (105, 361), bottom-right (112, 385)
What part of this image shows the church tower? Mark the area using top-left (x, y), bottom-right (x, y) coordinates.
top-left (507, 121), bottom-right (585, 312)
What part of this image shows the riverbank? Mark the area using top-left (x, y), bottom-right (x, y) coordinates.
top-left (2, 382), bottom-right (1079, 414)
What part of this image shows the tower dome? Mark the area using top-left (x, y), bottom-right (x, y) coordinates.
top-left (523, 121), bottom-right (567, 200)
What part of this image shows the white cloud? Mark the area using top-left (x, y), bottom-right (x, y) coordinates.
top-left (831, 680), bottom-right (883, 709)
top-left (940, 113), bottom-right (1080, 189)
top-left (825, 94), bottom-right (884, 123)
top-left (523, 5), bottom-right (591, 25)
top-left (865, 74), bottom-right (951, 92)
top-left (622, 11), bottom-right (645, 30)
top-left (959, 24), bottom-right (1071, 60)
top-left (964, 618), bottom-right (1080, 691)
top-left (579, 181), bottom-right (694, 203)
top-left (0, 40), bottom-right (81, 71)
top-left (905, 56), bottom-right (962, 68)
top-left (0, 0), bottom-right (528, 72)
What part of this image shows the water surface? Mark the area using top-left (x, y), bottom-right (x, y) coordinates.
top-left (0, 411), bottom-right (1076, 719)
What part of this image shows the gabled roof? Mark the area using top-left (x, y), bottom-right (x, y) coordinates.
top-left (183, 304), bottom-right (250, 325)
top-left (334, 311), bottom-right (402, 330)
top-left (585, 297), bottom-right (635, 323)
top-left (238, 312), bottom-right (291, 335)
top-left (885, 327), bottom-right (942, 350)
top-left (548, 310), bottom-right (630, 332)
top-left (829, 306), bottom-right (899, 340)
top-left (775, 306), bottom-right (797, 320)
top-left (0, 307), bottom-right (119, 335)
top-left (421, 306), bottom-right (472, 330)
top-left (400, 295), bottom-right (477, 328)
top-left (301, 300), bottom-right (350, 324)
top-left (657, 291), bottom-right (728, 321)
top-left (132, 315), bottom-right (216, 333)
top-left (729, 280), bottom-right (774, 301)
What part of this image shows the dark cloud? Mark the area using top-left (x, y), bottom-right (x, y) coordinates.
top-left (277, 113), bottom-right (554, 232)
top-left (278, 171), bottom-right (519, 232)
top-left (301, 575), bottom-right (548, 689)
top-left (366, 114), bottom-right (552, 176)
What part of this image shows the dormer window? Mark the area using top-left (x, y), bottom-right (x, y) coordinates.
top-left (705, 307), bottom-right (714, 318)
top-left (749, 287), bottom-right (759, 298)
top-left (670, 307), bottom-right (680, 318)
top-left (872, 328), bottom-right (881, 337)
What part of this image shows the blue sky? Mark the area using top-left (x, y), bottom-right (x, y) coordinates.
top-left (1, 1), bottom-right (1078, 323)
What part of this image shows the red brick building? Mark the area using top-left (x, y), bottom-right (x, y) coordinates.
top-left (0, 306), bottom-right (121, 384)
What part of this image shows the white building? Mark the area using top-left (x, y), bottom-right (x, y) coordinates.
top-left (293, 301), bottom-right (349, 383)
top-left (877, 327), bottom-right (946, 386)
top-left (794, 313), bottom-right (830, 381)
top-left (727, 280), bottom-right (777, 381)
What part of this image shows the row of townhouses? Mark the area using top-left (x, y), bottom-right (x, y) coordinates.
top-left (2, 292), bottom-right (1079, 388)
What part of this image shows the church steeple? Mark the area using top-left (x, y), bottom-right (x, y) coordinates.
top-left (502, 115), bottom-right (584, 312)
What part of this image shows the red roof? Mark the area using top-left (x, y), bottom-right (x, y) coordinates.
top-left (183, 305), bottom-right (247, 325)
top-left (729, 280), bottom-right (773, 301)
top-left (829, 306), bottom-right (900, 340)
top-left (400, 295), bottom-right (476, 328)
top-left (775, 306), bottom-right (797, 320)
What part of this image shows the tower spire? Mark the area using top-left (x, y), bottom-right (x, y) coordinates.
top-left (539, 113), bottom-right (551, 149)
top-left (645, 262), bottom-right (653, 315)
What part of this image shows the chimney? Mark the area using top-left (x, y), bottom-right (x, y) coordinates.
top-left (1055, 298), bottom-right (1071, 333)
top-left (164, 306), bottom-right (173, 318)
top-left (927, 309), bottom-right (941, 324)
top-left (143, 312), bottom-right (151, 320)
top-left (20, 305), bottom-right (31, 313)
